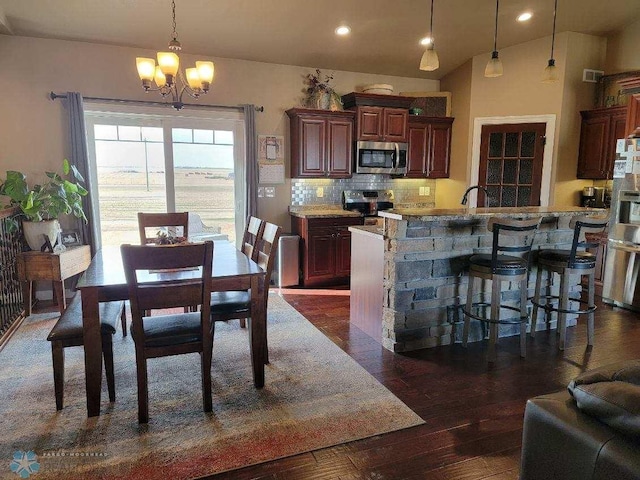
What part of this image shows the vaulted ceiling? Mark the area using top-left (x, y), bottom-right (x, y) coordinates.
top-left (1, 0), bottom-right (639, 79)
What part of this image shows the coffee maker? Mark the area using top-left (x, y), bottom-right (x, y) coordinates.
top-left (581, 187), bottom-right (596, 207)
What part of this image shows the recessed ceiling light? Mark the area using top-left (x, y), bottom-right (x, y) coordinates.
top-left (420, 37), bottom-right (433, 46)
top-left (335, 25), bottom-right (351, 36)
top-left (517, 11), bottom-right (533, 22)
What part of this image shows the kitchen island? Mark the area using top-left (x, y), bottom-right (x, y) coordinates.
top-left (350, 206), bottom-right (607, 352)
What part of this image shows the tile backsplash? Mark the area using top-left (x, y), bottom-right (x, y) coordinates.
top-left (291, 175), bottom-right (436, 207)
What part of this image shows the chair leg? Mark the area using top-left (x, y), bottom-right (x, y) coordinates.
top-left (121, 305), bottom-right (127, 337)
top-left (102, 335), bottom-right (116, 403)
top-left (587, 271), bottom-right (595, 346)
top-left (520, 278), bottom-right (527, 358)
top-left (201, 346), bottom-right (213, 413)
top-left (51, 341), bottom-right (65, 410)
top-left (558, 272), bottom-right (570, 351)
top-left (488, 278), bottom-right (501, 363)
top-left (531, 266), bottom-right (544, 338)
top-left (239, 318), bottom-right (247, 328)
top-left (135, 346), bottom-right (149, 423)
top-left (462, 275), bottom-right (474, 348)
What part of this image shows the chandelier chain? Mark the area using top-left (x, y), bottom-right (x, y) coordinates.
top-left (171, 0), bottom-right (178, 40)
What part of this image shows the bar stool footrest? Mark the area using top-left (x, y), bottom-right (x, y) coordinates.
top-left (530, 295), bottom-right (596, 315)
top-left (463, 302), bottom-right (528, 325)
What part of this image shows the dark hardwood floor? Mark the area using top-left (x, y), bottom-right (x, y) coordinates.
top-left (208, 290), bottom-right (640, 480)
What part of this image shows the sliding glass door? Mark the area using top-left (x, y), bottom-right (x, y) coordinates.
top-left (85, 105), bottom-right (245, 248)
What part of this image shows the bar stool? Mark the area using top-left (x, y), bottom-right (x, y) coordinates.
top-left (531, 216), bottom-right (608, 350)
top-left (463, 217), bottom-right (541, 363)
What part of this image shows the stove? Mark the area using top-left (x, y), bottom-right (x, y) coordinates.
top-left (342, 189), bottom-right (394, 217)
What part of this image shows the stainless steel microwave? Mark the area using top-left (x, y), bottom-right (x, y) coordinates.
top-left (355, 141), bottom-right (408, 175)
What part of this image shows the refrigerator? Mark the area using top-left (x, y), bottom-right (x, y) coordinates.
top-left (602, 130), bottom-right (640, 310)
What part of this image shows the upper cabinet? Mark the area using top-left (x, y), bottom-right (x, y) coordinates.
top-left (577, 106), bottom-right (627, 179)
top-left (355, 106), bottom-right (408, 143)
top-left (407, 116), bottom-right (454, 178)
top-left (286, 108), bottom-right (355, 178)
top-left (342, 92), bottom-right (413, 144)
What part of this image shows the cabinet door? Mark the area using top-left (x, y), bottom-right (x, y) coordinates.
top-left (427, 119), bottom-right (453, 178)
top-left (606, 112), bottom-right (628, 179)
top-left (334, 227), bottom-right (353, 277)
top-left (307, 227), bottom-right (336, 281)
top-left (577, 114), bottom-right (610, 179)
top-left (298, 117), bottom-right (327, 177)
top-left (357, 107), bottom-right (383, 141)
top-left (406, 123), bottom-right (428, 177)
top-left (383, 108), bottom-right (408, 143)
top-left (327, 118), bottom-right (354, 178)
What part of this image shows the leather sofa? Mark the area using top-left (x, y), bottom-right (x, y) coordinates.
top-left (520, 361), bottom-right (640, 480)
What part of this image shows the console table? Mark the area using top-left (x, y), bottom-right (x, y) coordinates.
top-left (17, 245), bottom-right (91, 315)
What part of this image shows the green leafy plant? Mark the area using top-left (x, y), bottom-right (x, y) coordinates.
top-left (0, 159), bottom-right (88, 232)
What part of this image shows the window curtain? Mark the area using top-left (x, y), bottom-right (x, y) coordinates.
top-left (65, 92), bottom-right (97, 254)
top-left (243, 104), bottom-right (258, 219)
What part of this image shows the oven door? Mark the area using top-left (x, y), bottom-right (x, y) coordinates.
top-left (356, 141), bottom-right (407, 175)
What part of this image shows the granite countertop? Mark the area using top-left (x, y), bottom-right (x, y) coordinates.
top-left (379, 206), bottom-right (609, 221)
top-left (289, 206), bottom-right (362, 219)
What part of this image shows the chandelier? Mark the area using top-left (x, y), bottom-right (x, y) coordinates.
top-left (135, 0), bottom-right (215, 110)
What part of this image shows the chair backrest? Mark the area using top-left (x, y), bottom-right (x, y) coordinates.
top-left (137, 212), bottom-right (189, 245)
top-left (487, 217), bottom-right (541, 271)
top-left (568, 215), bottom-right (608, 267)
top-left (255, 222), bottom-right (282, 286)
top-left (120, 242), bottom-right (213, 336)
top-left (242, 216), bottom-right (265, 261)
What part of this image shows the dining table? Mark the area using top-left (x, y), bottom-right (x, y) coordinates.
top-left (76, 240), bottom-right (266, 417)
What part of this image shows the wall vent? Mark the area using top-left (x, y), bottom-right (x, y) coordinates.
top-left (583, 69), bottom-right (604, 83)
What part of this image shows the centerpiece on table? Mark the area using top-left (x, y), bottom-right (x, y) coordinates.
top-left (154, 230), bottom-right (187, 245)
top-left (0, 159), bottom-right (87, 251)
top-left (303, 69), bottom-right (343, 111)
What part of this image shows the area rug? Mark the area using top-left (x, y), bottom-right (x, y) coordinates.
top-left (0, 294), bottom-right (423, 479)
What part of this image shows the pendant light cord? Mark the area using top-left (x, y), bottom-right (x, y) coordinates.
top-left (429, 0), bottom-right (435, 45)
top-left (550, 0), bottom-right (558, 59)
top-left (492, 0), bottom-right (499, 53)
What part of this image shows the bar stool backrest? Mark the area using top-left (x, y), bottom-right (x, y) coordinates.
top-left (487, 217), bottom-right (542, 273)
top-left (567, 216), bottom-right (608, 268)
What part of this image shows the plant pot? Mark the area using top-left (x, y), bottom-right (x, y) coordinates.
top-left (22, 219), bottom-right (61, 251)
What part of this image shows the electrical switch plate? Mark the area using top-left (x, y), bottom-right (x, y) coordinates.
top-left (316, 187), bottom-right (324, 198)
top-left (257, 187), bottom-right (265, 198)
top-left (265, 187), bottom-right (275, 198)
top-left (419, 186), bottom-right (431, 196)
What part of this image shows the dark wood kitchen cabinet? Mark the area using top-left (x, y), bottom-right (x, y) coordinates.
top-left (286, 108), bottom-right (355, 178)
top-left (355, 106), bottom-right (408, 143)
top-left (577, 106), bottom-right (627, 179)
top-left (406, 116), bottom-right (454, 178)
top-left (291, 216), bottom-right (364, 287)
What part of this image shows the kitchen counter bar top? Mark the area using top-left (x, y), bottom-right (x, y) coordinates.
top-left (379, 205), bottom-right (607, 221)
top-left (289, 207), bottom-right (362, 219)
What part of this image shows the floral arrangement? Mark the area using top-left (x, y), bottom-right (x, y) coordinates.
top-left (303, 69), bottom-right (343, 111)
top-left (155, 231), bottom-right (187, 245)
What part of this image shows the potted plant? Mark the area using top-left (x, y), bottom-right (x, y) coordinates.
top-left (303, 69), bottom-right (343, 111)
top-left (0, 159), bottom-right (88, 250)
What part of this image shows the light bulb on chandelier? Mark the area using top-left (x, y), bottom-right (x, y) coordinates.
top-left (136, 0), bottom-right (215, 110)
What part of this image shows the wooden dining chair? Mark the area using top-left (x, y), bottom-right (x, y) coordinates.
top-left (242, 216), bottom-right (265, 261)
top-left (210, 221), bottom-right (281, 362)
top-left (121, 241), bottom-right (214, 424)
top-left (137, 212), bottom-right (189, 245)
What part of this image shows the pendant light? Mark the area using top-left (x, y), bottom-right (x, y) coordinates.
top-left (419, 0), bottom-right (439, 71)
top-left (484, 0), bottom-right (503, 77)
top-left (542, 0), bottom-right (559, 83)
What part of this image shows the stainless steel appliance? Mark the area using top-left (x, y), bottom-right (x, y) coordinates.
top-left (273, 234), bottom-right (300, 287)
top-left (342, 189), bottom-right (394, 223)
top-left (355, 141), bottom-right (407, 175)
top-left (603, 130), bottom-right (640, 310)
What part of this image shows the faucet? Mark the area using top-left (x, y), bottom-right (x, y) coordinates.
top-left (461, 185), bottom-right (489, 206)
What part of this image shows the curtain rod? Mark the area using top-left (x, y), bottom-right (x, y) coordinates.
top-left (49, 92), bottom-right (264, 112)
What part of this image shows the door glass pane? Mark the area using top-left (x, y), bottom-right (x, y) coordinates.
top-left (519, 159), bottom-right (533, 184)
top-left (193, 129), bottom-right (214, 144)
top-left (94, 125), bottom-right (166, 246)
top-left (502, 186), bottom-right (517, 207)
top-left (520, 131), bottom-right (536, 157)
top-left (517, 186), bottom-right (532, 207)
top-left (118, 126), bottom-right (141, 141)
top-left (489, 133), bottom-right (503, 158)
top-left (505, 132), bottom-right (519, 157)
top-left (487, 159), bottom-right (502, 184)
top-left (486, 186), bottom-right (500, 207)
top-left (503, 159), bottom-right (517, 184)
top-left (173, 128), bottom-right (236, 242)
top-left (172, 128), bottom-right (193, 143)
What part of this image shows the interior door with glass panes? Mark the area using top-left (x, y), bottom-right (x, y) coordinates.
top-left (478, 123), bottom-right (546, 207)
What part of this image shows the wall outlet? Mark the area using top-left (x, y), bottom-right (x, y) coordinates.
top-left (419, 186), bottom-right (431, 196)
top-left (316, 187), bottom-right (324, 198)
top-left (265, 187), bottom-right (275, 198)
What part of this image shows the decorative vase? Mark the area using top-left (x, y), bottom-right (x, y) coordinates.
top-left (22, 219), bottom-right (61, 251)
top-left (309, 90), bottom-right (332, 110)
